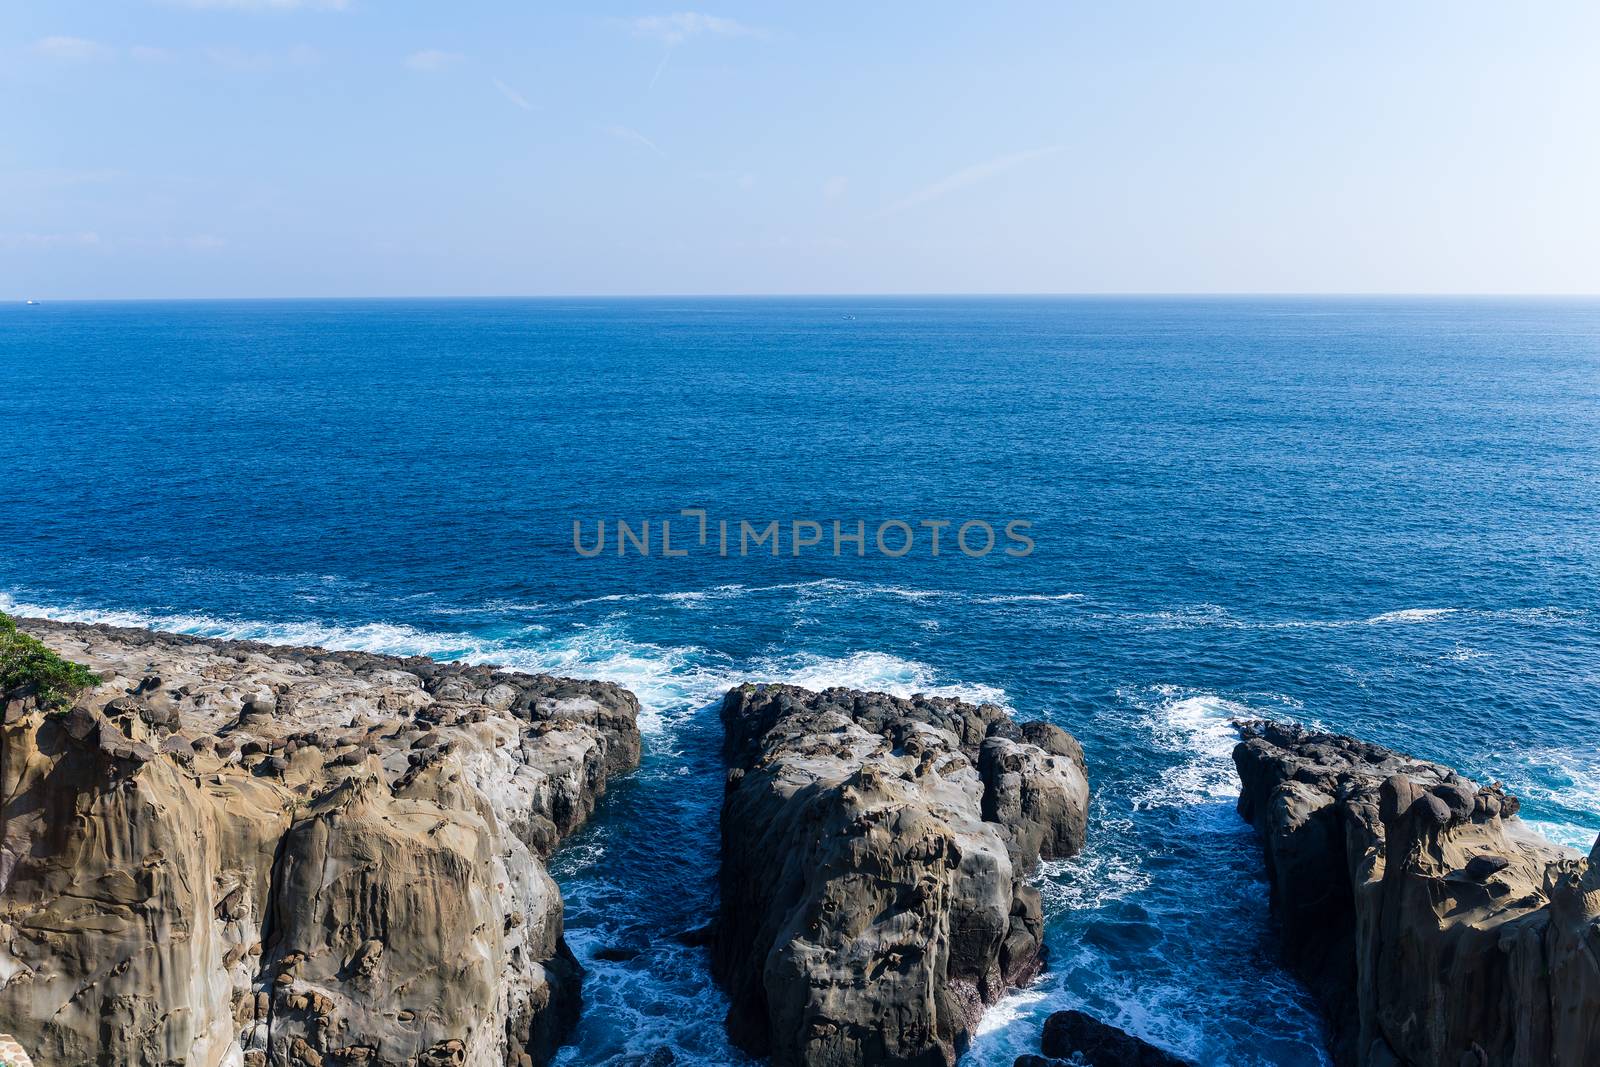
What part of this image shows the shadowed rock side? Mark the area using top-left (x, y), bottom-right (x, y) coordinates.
top-left (712, 683), bottom-right (1089, 1067)
top-left (1232, 720), bottom-right (1600, 1067)
top-left (1012, 1009), bottom-right (1194, 1067)
top-left (0, 618), bottom-right (641, 1067)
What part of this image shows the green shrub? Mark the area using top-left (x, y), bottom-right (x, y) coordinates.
top-left (0, 611), bottom-right (100, 707)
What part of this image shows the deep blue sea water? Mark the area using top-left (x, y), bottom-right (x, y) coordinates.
top-left (3, 297), bottom-right (1599, 1066)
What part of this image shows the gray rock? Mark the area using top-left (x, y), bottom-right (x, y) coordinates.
top-left (616, 1049), bottom-right (676, 1067)
top-left (1233, 720), bottom-right (1600, 1067)
top-left (240, 692), bottom-right (277, 720)
top-left (58, 703), bottom-right (100, 741)
top-left (1463, 853), bottom-right (1510, 882)
top-left (159, 733), bottom-right (195, 769)
top-left (713, 683), bottom-right (1088, 1067)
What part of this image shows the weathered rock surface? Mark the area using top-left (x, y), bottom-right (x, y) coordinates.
top-left (1011, 1008), bottom-right (1194, 1067)
top-left (0, 1032), bottom-right (36, 1067)
top-left (1233, 720), bottom-right (1600, 1067)
top-left (713, 683), bottom-right (1089, 1067)
top-left (0, 618), bottom-right (640, 1067)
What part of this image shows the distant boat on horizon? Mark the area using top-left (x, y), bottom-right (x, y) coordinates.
top-left (24, 299), bottom-right (39, 305)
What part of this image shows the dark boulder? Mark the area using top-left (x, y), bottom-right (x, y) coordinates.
top-left (1039, 1010), bottom-right (1193, 1066)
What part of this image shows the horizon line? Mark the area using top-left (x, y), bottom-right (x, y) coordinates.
top-left (9, 291), bottom-right (1600, 305)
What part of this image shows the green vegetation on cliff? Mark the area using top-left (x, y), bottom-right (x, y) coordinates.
top-left (0, 612), bottom-right (99, 706)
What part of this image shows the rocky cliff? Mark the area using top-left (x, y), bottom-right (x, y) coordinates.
top-left (0, 618), bottom-right (640, 1067)
top-left (713, 683), bottom-right (1089, 1067)
top-left (1233, 720), bottom-right (1600, 1067)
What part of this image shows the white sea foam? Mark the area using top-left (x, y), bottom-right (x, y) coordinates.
top-left (1486, 606), bottom-right (1589, 623)
top-left (1089, 602), bottom-right (1586, 634)
top-left (549, 933), bottom-right (757, 1066)
top-left (0, 592), bottom-right (487, 658)
top-left (1109, 603), bottom-right (1242, 631)
top-left (480, 629), bottom-right (738, 735)
top-left (1272, 603), bottom-right (1586, 630)
top-left (1364, 607), bottom-right (1459, 624)
top-left (568, 579), bottom-right (1085, 611)
top-left (1483, 746), bottom-right (1600, 852)
top-left (961, 984), bottom-right (1053, 1065)
top-left (569, 584), bottom-right (753, 607)
top-left (1518, 819), bottom-right (1596, 854)
top-left (571, 579), bottom-right (841, 607)
top-left (1, 591), bottom-right (1009, 739)
top-left (958, 961), bottom-right (1213, 1067)
top-left (1037, 831), bottom-right (1152, 913)
top-left (426, 598), bottom-right (553, 616)
top-left (1121, 685), bottom-right (1302, 808)
top-left (972, 592), bottom-right (1084, 603)
top-left (750, 649), bottom-right (1010, 708)
top-left (789, 579), bottom-right (958, 604)
top-left (561, 582), bottom-right (1584, 639)
top-left (480, 581), bottom-right (1579, 645)
top-left (486, 636), bottom-right (1010, 735)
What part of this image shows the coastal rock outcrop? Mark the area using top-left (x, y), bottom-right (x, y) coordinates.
top-left (712, 683), bottom-right (1089, 1067)
top-left (1012, 1009), bottom-right (1193, 1067)
top-left (0, 618), bottom-right (640, 1067)
top-left (1233, 720), bottom-right (1600, 1067)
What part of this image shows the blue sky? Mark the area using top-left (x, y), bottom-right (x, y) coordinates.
top-left (5, 2), bottom-right (1599, 298)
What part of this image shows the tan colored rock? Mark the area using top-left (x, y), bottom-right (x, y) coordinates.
top-left (0, 1033), bottom-right (36, 1067)
top-left (1233, 720), bottom-right (1600, 1067)
top-left (0, 618), bottom-right (640, 1067)
top-left (713, 684), bottom-right (1089, 1067)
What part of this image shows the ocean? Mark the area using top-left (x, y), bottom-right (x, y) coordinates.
top-left (3, 296), bottom-right (1598, 1066)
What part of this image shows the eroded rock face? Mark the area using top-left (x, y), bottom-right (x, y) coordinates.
top-left (713, 684), bottom-right (1089, 1067)
top-left (1233, 720), bottom-right (1600, 1067)
top-left (0, 618), bottom-right (640, 1067)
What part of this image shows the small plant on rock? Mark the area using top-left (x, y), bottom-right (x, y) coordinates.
top-left (0, 611), bottom-right (100, 707)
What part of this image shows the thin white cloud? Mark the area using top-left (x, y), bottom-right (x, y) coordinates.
top-left (618, 12), bottom-right (766, 46)
top-left (493, 79), bottom-right (535, 112)
top-left (605, 124), bottom-right (666, 158)
top-left (163, 0), bottom-right (349, 10)
top-left (119, 234), bottom-right (231, 251)
top-left (33, 36), bottom-right (112, 61)
top-left (204, 43), bottom-right (321, 70)
top-left (0, 232), bottom-right (102, 250)
top-left (879, 146), bottom-right (1064, 217)
top-left (131, 45), bottom-right (174, 62)
top-left (696, 169), bottom-right (755, 190)
top-left (405, 49), bottom-right (462, 72)
top-left (0, 231), bottom-right (224, 253)
top-left (6, 168), bottom-right (126, 189)
top-left (823, 176), bottom-right (848, 200)
top-left (648, 50), bottom-right (672, 90)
